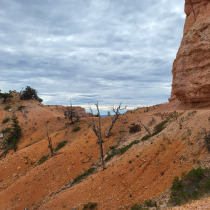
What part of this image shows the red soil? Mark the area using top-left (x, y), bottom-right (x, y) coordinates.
top-left (1, 94), bottom-right (210, 210)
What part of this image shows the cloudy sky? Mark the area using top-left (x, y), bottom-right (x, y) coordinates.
top-left (0, 0), bottom-right (185, 114)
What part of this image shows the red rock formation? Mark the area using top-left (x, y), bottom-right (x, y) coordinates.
top-left (72, 106), bottom-right (93, 117)
top-left (169, 0), bottom-right (210, 103)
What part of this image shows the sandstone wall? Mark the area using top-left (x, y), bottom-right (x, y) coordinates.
top-left (169, 0), bottom-right (210, 103)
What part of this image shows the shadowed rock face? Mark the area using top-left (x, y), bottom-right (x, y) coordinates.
top-left (169, 0), bottom-right (210, 103)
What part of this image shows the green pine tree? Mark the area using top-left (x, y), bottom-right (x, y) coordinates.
top-left (4, 116), bottom-right (22, 152)
top-left (0, 92), bottom-right (13, 103)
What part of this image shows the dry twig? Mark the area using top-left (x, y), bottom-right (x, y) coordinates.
top-left (138, 117), bottom-right (152, 136)
top-left (82, 154), bottom-right (92, 163)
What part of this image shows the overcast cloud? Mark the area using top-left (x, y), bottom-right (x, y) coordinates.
top-left (0, 0), bottom-right (185, 114)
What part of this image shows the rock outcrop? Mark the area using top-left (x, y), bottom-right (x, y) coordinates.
top-left (71, 106), bottom-right (93, 117)
top-left (169, 0), bottom-right (210, 103)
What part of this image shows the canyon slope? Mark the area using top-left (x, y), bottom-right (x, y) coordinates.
top-left (1, 92), bottom-right (210, 209)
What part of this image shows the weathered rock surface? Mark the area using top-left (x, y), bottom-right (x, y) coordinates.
top-left (71, 106), bottom-right (92, 117)
top-left (169, 0), bottom-right (210, 103)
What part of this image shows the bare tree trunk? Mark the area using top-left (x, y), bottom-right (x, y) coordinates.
top-left (96, 103), bottom-right (105, 170)
top-left (46, 124), bottom-right (54, 157)
top-left (67, 99), bottom-right (73, 124)
top-left (138, 117), bottom-right (152, 136)
top-left (89, 103), bottom-right (105, 170)
top-left (105, 116), bottom-right (117, 137)
top-left (20, 107), bottom-right (27, 120)
top-left (67, 99), bottom-right (79, 124)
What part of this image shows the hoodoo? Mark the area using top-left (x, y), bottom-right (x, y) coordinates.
top-left (169, 0), bottom-right (210, 103)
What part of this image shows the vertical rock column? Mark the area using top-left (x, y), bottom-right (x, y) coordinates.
top-left (169, 0), bottom-right (210, 103)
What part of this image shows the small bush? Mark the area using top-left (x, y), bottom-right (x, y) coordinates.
top-left (2, 116), bottom-right (22, 153)
top-left (131, 200), bottom-right (158, 210)
top-left (141, 134), bottom-right (151, 141)
top-left (38, 155), bottom-right (49, 165)
top-left (148, 117), bottom-right (156, 126)
top-left (4, 105), bottom-right (11, 110)
top-left (0, 150), bottom-right (9, 159)
top-left (187, 110), bottom-right (197, 117)
top-left (130, 204), bottom-right (147, 210)
top-left (55, 141), bottom-right (67, 151)
top-left (2, 117), bottom-right (10, 124)
top-left (140, 120), bottom-right (168, 142)
top-left (168, 167), bottom-right (210, 206)
top-left (73, 126), bottom-right (81, 132)
top-left (74, 168), bottom-right (95, 183)
top-left (105, 140), bottom-right (140, 162)
top-left (1, 127), bottom-right (11, 134)
top-left (64, 111), bottom-right (67, 117)
top-left (118, 140), bottom-right (140, 154)
top-left (153, 120), bottom-right (168, 136)
top-left (20, 86), bottom-right (43, 102)
top-left (57, 116), bottom-right (61, 120)
top-left (83, 202), bottom-right (97, 210)
top-left (3, 116), bottom-right (22, 155)
top-left (0, 92), bottom-right (13, 103)
top-left (145, 199), bottom-right (157, 207)
top-left (105, 148), bottom-right (120, 162)
top-left (129, 125), bottom-right (141, 133)
top-left (130, 204), bottom-right (141, 210)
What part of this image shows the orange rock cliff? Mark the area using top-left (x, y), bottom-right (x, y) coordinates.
top-left (169, 0), bottom-right (210, 103)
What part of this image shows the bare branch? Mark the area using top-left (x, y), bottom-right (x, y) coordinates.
top-left (89, 105), bottom-right (99, 139)
top-left (82, 154), bottom-right (92, 163)
top-left (19, 106), bottom-right (27, 120)
top-left (138, 117), bottom-right (152, 136)
top-left (105, 102), bottom-right (126, 138)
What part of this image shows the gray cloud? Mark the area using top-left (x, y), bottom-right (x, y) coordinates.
top-left (0, 0), bottom-right (185, 114)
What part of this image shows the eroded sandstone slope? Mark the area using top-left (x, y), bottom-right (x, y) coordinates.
top-left (1, 94), bottom-right (210, 209)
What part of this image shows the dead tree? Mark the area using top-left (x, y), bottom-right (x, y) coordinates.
top-left (202, 128), bottom-right (210, 153)
top-left (19, 106), bottom-right (27, 120)
top-left (46, 123), bottom-right (54, 157)
top-left (67, 99), bottom-right (79, 124)
top-left (89, 103), bottom-right (105, 170)
top-left (138, 117), bottom-right (152, 136)
top-left (67, 99), bottom-right (74, 124)
top-left (105, 102), bottom-right (126, 138)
